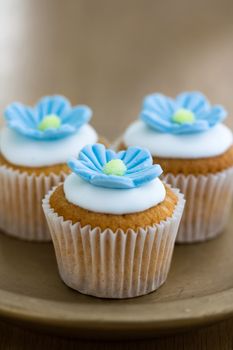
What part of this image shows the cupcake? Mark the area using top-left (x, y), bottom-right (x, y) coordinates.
top-left (42, 143), bottom-right (185, 298)
top-left (120, 91), bottom-right (233, 243)
top-left (0, 95), bottom-right (106, 241)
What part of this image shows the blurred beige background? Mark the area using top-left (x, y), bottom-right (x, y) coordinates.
top-left (0, 0), bottom-right (233, 140)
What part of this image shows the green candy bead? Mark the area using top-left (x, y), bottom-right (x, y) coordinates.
top-left (103, 159), bottom-right (127, 176)
top-left (38, 114), bottom-right (61, 131)
top-left (172, 108), bottom-right (195, 124)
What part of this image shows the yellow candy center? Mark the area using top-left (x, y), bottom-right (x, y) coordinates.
top-left (38, 114), bottom-right (61, 131)
top-left (172, 108), bottom-right (195, 124)
top-left (103, 159), bottom-right (127, 176)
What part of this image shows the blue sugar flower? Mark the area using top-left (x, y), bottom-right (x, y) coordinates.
top-left (141, 91), bottom-right (227, 134)
top-left (68, 144), bottom-right (163, 189)
top-left (4, 95), bottom-right (92, 140)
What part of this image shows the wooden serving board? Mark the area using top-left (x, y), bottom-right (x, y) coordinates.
top-left (0, 212), bottom-right (232, 339)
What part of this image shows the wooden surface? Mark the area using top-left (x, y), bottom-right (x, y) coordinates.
top-left (1, 319), bottom-right (233, 350)
top-left (1, 0), bottom-right (233, 348)
top-left (1, 221), bottom-right (233, 338)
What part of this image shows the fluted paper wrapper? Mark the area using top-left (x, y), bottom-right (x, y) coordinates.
top-left (0, 165), bottom-right (66, 241)
top-left (42, 188), bottom-right (185, 299)
top-left (163, 167), bottom-right (233, 243)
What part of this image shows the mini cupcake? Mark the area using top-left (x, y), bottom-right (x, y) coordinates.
top-left (42, 144), bottom-right (184, 298)
top-left (0, 95), bottom-right (106, 241)
top-left (120, 91), bottom-right (233, 243)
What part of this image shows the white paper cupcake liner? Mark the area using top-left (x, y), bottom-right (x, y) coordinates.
top-left (0, 165), bottom-right (66, 241)
top-left (42, 187), bottom-right (185, 299)
top-left (163, 167), bottom-right (233, 243)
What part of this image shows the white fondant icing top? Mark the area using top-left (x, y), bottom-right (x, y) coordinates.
top-left (123, 121), bottom-right (233, 159)
top-left (0, 125), bottom-right (98, 167)
top-left (64, 173), bottom-right (166, 215)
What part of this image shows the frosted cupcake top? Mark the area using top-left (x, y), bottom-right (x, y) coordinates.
top-left (64, 144), bottom-right (166, 214)
top-left (123, 92), bottom-right (233, 159)
top-left (0, 95), bottom-right (98, 167)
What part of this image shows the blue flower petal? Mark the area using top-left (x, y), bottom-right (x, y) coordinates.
top-left (4, 95), bottom-right (92, 141)
top-left (105, 149), bottom-right (117, 162)
top-left (25, 124), bottom-right (75, 140)
top-left (78, 150), bottom-right (104, 171)
top-left (68, 144), bottom-right (162, 189)
top-left (5, 103), bottom-right (36, 128)
top-left (80, 144), bottom-right (104, 170)
top-left (61, 105), bottom-right (92, 128)
top-left (120, 147), bottom-right (152, 171)
top-left (90, 174), bottom-right (134, 189)
top-left (119, 147), bottom-right (141, 165)
top-left (36, 95), bottom-right (71, 120)
top-left (170, 119), bottom-right (209, 134)
top-left (140, 91), bottom-right (227, 134)
top-left (128, 165), bottom-right (163, 187)
top-left (91, 143), bottom-right (107, 166)
top-left (176, 91), bottom-right (210, 113)
top-left (197, 105), bottom-right (226, 126)
top-left (143, 93), bottom-right (175, 119)
top-left (141, 110), bottom-right (178, 133)
top-left (68, 158), bottom-right (98, 180)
